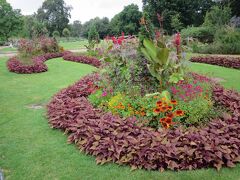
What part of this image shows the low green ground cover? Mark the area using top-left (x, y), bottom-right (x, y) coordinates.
top-left (59, 40), bottom-right (88, 50)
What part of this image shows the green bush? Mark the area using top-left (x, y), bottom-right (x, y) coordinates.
top-left (196, 27), bottom-right (240, 54)
top-left (181, 26), bottom-right (214, 43)
top-left (176, 96), bottom-right (214, 126)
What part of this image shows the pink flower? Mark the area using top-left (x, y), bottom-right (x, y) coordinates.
top-left (102, 91), bottom-right (107, 97)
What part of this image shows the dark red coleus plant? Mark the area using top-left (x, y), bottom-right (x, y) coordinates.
top-left (191, 56), bottom-right (240, 69)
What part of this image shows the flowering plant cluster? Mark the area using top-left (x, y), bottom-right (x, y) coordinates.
top-left (89, 89), bottom-right (185, 129)
top-left (169, 76), bottom-right (212, 102)
top-left (18, 36), bottom-right (60, 58)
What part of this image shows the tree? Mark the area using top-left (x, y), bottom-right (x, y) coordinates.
top-left (142, 0), bottom-right (215, 34)
top-left (53, 30), bottom-right (60, 38)
top-left (88, 25), bottom-right (99, 43)
top-left (216, 0), bottom-right (240, 16)
top-left (0, 0), bottom-right (23, 41)
top-left (21, 15), bottom-right (48, 38)
top-left (62, 28), bottom-right (70, 40)
top-left (171, 13), bottom-right (184, 32)
top-left (110, 4), bottom-right (142, 35)
top-left (36, 0), bottom-right (72, 36)
top-left (70, 20), bottom-right (82, 37)
top-left (82, 17), bottom-right (110, 39)
top-left (203, 6), bottom-right (232, 27)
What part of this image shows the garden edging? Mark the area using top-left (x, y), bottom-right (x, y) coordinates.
top-left (191, 56), bottom-right (240, 69)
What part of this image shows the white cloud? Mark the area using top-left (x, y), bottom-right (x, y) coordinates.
top-left (6, 0), bottom-right (142, 23)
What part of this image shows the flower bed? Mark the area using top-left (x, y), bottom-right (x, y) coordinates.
top-left (7, 52), bottom-right (101, 74)
top-left (7, 53), bottom-right (63, 74)
top-left (191, 56), bottom-right (240, 69)
top-left (63, 53), bottom-right (101, 68)
top-left (47, 73), bottom-right (240, 171)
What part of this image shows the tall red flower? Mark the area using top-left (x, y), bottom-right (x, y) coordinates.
top-left (175, 32), bottom-right (181, 46)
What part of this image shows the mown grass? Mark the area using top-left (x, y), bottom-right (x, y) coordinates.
top-left (59, 40), bottom-right (88, 50)
top-left (0, 47), bottom-right (17, 53)
top-left (0, 57), bottom-right (240, 180)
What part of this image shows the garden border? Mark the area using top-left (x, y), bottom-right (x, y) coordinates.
top-left (190, 56), bottom-right (240, 69)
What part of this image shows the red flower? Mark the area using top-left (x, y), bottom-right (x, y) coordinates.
top-left (175, 32), bottom-right (181, 46)
top-left (175, 110), bottom-right (184, 117)
top-left (165, 117), bottom-right (172, 124)
top-left (154, 108), bottom-right (161, 114)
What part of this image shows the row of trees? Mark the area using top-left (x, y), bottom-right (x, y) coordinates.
top-left (0, 0), bottom-right (239, 43)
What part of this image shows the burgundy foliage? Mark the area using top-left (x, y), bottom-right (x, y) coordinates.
top-left (63, 52), bottom-right (101, 68)
top-left (7, 52), bottom-right (101, 74)
top-left (47, 73), bottom-right (240, 171)
top-left (191, 56), bottom-right (240, 69)
top-left (7, 53), bottom-right (63, 74)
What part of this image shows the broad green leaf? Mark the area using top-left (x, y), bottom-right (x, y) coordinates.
top-left (141, 47), bottom-right (152, 62)
top-left (143, 39), bottom-right (157, 60)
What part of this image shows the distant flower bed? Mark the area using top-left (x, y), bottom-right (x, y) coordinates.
top-left (191, 56), bottom-right (240, 69)
top-left (7, 52), bottom-right (63, 74)
top-left (7, 51), bottom-right (101, 74)
top-left (63, 52), bottom-right (101, 68)
top-left (47, 73), bottom-right (240, 171)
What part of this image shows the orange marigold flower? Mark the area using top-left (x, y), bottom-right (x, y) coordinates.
top-left (170, 100), bottom-right (178, 105)
top-left (161, 97), bottom-right (167, 101)
top-left (166, 113), bottom-right (174, 118)
top-left (165, 117), bottom-right (172, 124)
top-left (154, 108), bottom-right (161, 114)
top-left (175, 110), bottom-right (184, 116)
top-left (161, 122), bottom-right (170, 129)
top-left (168, 106), bottom-right (173, 111)
top-left (160, 117), bottom-right (166, 123)
top-left (153, 96), bottom-right (159, 99)
top-left (156, 100), bottom-right (162, 105)
top-left (140, 112), bottom-right (146, 116)
top-left (160, 106), bottom-right (168, 112)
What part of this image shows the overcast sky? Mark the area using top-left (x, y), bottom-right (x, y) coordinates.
top-left (7, 0), bottom-right (143, 23)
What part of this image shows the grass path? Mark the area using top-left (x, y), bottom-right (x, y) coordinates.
top-left (0, 57), bottom-right (240, 180)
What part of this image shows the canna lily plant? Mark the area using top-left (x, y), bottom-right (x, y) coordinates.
top-left (141, 36), bottom-right (188, 89)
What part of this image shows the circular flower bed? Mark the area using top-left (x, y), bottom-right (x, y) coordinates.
top-left (47, 73), bottom-right (240, 171)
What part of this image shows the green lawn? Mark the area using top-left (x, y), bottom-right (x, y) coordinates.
top-left (0, 57), bottom-right (240, 180)
top-left (59, 40), bottom-right (88, 50)
top-left (0, 47), bottom-right (17, 53)
top-left (190, 63), bottom-right (240, 91)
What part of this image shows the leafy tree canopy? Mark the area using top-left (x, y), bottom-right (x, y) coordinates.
top-left (142, 0), bottom-right (215, 34)
top-left (36, 0), bottom-right (72, 36)
top-left (69, 20), bottom-right (82, 37)
top-left (0, 0), bottom-right (23, 41)
top-left (110, 4), bottom-right (142, 35)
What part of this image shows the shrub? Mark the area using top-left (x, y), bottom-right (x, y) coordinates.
top-left (181, 26), bottom-right (214, 43)
top-left (62, 28), bottom-right (71, 40)
top-left (18, 37), bottom-right (60, 57)
top-left (52, 30), bottom-right (60, 38)
top-left (175, 96), bottom-right (214, 126)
